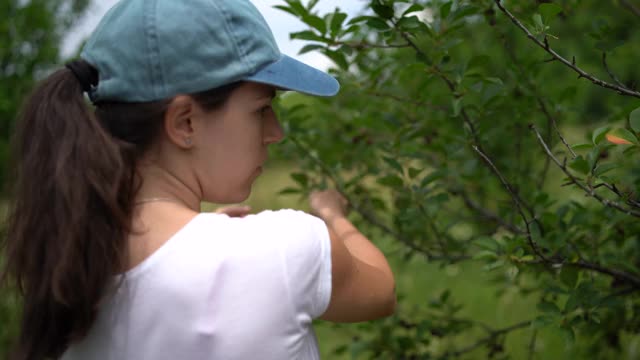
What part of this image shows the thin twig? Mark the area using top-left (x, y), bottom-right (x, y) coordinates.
top-left (450, 189), bottom-right (525, 234)
top-left (536, 97), bottom-right (576, 158)
top-left (493, 0), bottom-right (640, 99)
top-left (518, 258), bottom-right (640, 289)
top-left (602, 53), bottom-right (627, 89)
top-left (472, 146), bottom-right (549, 261)
top-left (530, 125), bottom-right (640, 218)
top-left (569, 260), bottom-right (640, 288)
top-left (620, 0), bottom-right (640, 18)
top-left (528, 329), bottom-right (538, 360)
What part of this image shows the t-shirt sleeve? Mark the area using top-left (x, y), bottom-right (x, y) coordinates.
top-left (268, 209), bottom-right (333, 320)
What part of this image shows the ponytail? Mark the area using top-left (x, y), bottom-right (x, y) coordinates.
top-left (2, 63), bottom-right (134, 359)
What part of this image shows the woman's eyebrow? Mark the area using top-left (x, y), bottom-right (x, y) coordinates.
top-left (255, 90), bottom-right (277, 101)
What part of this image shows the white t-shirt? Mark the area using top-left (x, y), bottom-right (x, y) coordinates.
top-left (61, 209), bottom-right (333, 360)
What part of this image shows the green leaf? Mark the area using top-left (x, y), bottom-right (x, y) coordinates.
top-left (372, 3), bottom-right (395, 20)
top-left (366, 17), bottom-right (390, 31)
top-left (322, 49), bottom-right (349, 70)
top-left (303, 14), bottom-right (327, 34)
top-left (630, 107), bottom-right (640, 133)
top-left (610, 127), bottom-right (639, 145)
top-left (290, 173), bottom-right (308, 187)
top-left (298, 44), bottom-right (324, 55)
top-left (347, 15), bottom-right (375, 25)
top-left (421, 170), bottom-right (445, 187)
top-left (290, 30), bottom-right (326, 42)
top-left (330, 12), bottom-right (348, 37)
top-left (564, 295), bottom-right (579, 312)
top-left (440, 2), bottom-right (452, 19)
top-left (595, 39), bottom-right (625, 52)
top-left (402, 4), bottom-right (425, 17)
top-left (568, 155), bottom-right (589, 175)
top-left (383, 156), bottom-right (404, 174)
top-left (307, 0), bottom-right (320, 11)
top-left (408, 167), bottom-right (422, 179)
top-left (571, 143), bottom-right (593, 151)
top-left (473, 250), bottom-right (499, 261)
top-left (592, 126), bottom-right (611, 144)
top-left (531, 315), bottom-right (553, 329)
top-left (466, 55), bottom-right (491, 75)
top-left (594, 163), bottom-right (620, 177)
top-left (452, 98), bottom-right (462, 117)
top-left (377, 175), bottom-right (404, 187)
top-left (537, 300), bottom-right (561, 314)
top-left (397, 16), bottom-right (424, 31)
top-left (278, 187), bottom-right (301, 195)
top-left (559, 267), bottom-right (579, 288)
top-left (561, 326), bottom-right (575, 347)
top-left (284, 0), bottom-right (307, 17)
top-left (539, 3), bottom-right (562, 22)
top-left (451, 5), bottom-right (479, 21)
top-left (533, 13), bottom-right (544, 30)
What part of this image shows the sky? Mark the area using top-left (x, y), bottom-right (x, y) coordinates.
top-left (62, 0), bottom-right (366, 71)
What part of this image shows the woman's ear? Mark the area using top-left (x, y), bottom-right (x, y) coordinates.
top-left (164, 95), bottom-right (195, 149)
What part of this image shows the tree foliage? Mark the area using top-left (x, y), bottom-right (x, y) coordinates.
top-left (274, 0), bottom-right (640, 358)
top-left (0, 0), bottom-right (90, 355)
top-left (0, 0), bottom-right (90, 188)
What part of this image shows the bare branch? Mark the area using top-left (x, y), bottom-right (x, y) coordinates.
top-left (517, 258), bottom-right (640, 289)
top-left (602, 53), bottom-right (627, 89)
top-left (450, 188), bottom-right (525, 234)
top-left (472, 146), bottom-right (549, 261)
top-left (530, 125), bottom-right (640, 218)
top-left (493, 0), bottom-right (640, 99)
top-left (570, 261), bottom-right (640, 288)
top-left (528, 329), bottom-right (538, 360)
top-left (620, 0), bottom-right (640, 18)
top-left (536, 97), bottom-right (576, 158)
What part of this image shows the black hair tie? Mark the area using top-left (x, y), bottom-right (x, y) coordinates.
top-left (65, 60), bottom-right (98, 94)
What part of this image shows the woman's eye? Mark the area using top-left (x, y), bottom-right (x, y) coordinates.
top-left (258, 105), bottom-right (272, 117)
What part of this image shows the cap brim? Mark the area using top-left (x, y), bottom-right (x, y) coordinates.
top-left (245, 55), bottom-right (339, 97)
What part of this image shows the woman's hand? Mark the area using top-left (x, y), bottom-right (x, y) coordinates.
top-left (309, 189), bottom-right (349, 220)
top-left (214, 205), bottom-right (252, 217)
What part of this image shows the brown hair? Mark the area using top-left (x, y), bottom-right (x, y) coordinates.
top-left (1, 60), bottom-right (239, 360)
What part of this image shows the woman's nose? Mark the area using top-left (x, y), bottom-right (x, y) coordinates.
top-left (264, 115), bottom-right (284, 145)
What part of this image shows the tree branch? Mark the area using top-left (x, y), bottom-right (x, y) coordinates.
top-left (449, 188), bottom-right (525, 234)
top-left (530, 125), bottom-right (640, 218)
top-left (472, 146), bottom-right (549, 261)
top-left (601, 52), bottom-right (628, 89)
top-left (620, 0), bottom-right (640, 18)
top-left (288, 135), bottom-right (467, 262)
top-left (439, 320), bottom-right (532, 358)
top-left (493, 0), bottom-right (640, 99)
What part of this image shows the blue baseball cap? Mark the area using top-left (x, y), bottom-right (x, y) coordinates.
top-left (81, 0), bottom-right (339, 103)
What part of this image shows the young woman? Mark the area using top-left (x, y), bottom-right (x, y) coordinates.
top-left (1, 1), bottom-right (396, 359)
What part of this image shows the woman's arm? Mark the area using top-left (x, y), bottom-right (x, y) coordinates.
top-left (310, 190), bottom-right (396, 322)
